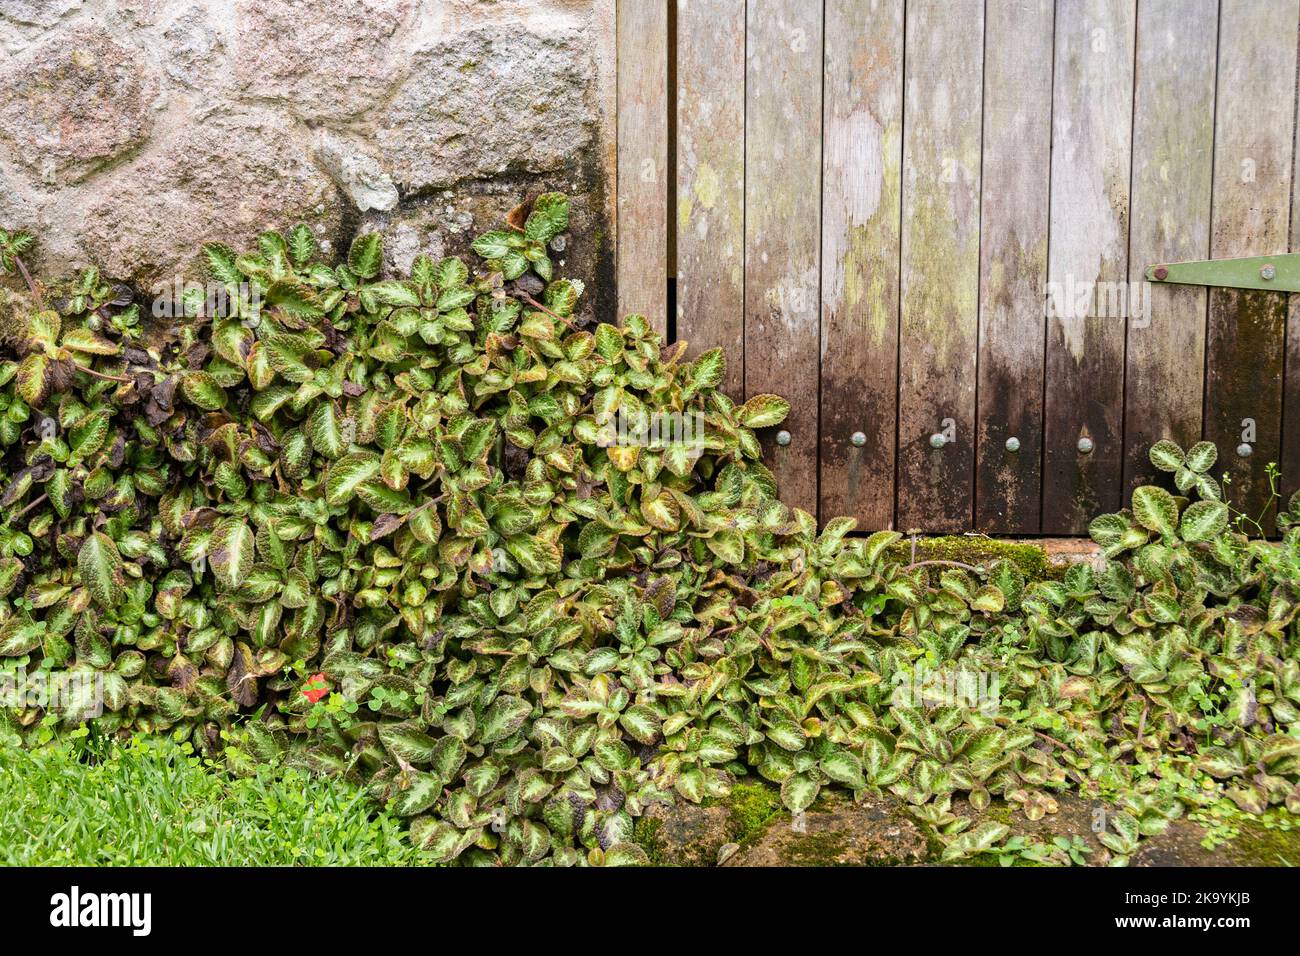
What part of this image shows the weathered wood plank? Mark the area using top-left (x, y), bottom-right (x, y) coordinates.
top-left (1122, 0), bottom-right (1217, 500)
top-left (897, 0), bottom-right (983, 532)
top-left (974, 0), bottom-right (1053, 534)
top-left (744, 0), bottom-right (823, 516)
top-left (819, 0), bottom-right (903, 529)
top-left (676, 0), bottom-right (746, 398)
top-left (1041, 0), bottom-right (1135, 533)
top-left (1284, 13), bottom-right (1300, 516)
top-left (616, 0), bottom-right (669, 335)
top-left (1205, 0), bottom-right (1297, 526)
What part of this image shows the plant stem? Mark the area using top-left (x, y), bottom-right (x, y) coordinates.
top-left (407, 494), bottom-right (444, 518)
top-left (13, 255), bottom-right (45, 310)
top-left (513, 291), bottom-right (576, 330)
top-left (12, 493), bottom-right (47, 520)
top-left (1035, 730), bottom-right (1071, 751)
top-left (75, 363), bottom-right (131, 384)
top-left (901, 559), bottom-right (985, 574)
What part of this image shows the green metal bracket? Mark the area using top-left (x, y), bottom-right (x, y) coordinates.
top-left (1145, 252), bottom-right (1300, 293)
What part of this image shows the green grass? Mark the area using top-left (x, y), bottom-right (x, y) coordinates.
top-left (0, 735), bottom-right (432, 866)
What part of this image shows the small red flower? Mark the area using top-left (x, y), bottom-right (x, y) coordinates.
top-left (302, 672), bottom-right (329, 704)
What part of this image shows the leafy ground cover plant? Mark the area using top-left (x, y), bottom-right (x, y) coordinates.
top-left (1, 195), bottom-right (1298, 866)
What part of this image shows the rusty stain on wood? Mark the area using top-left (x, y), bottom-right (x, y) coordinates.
top-left (676, 0), bottom-right (745, 397)
top-left (617, 0), bottom-right (669, 336)
top-left (1042, 0), bottom-right (1135, 534)
top-left (819, 0), bottom-right (904, 529)
top-left (897, 0), bottom-right (983, 532)
top-left (1205, 0), bottom-right (1297, 524)
top-left (1123, 0), bottom-right (1216, 500)
top-left (744, 0), bottom-right (823, 516)
top-left (975, 0), bottom-right (1053, 534)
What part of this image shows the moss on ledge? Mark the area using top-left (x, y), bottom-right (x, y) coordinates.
top-left (1232, 817), bottom-right (1300, 866)
top-left (727, 781), bottom-right (783, 843)
top-left (887, 535), bottom-right (1053, 581)
top-left (632, 780), bottom-right (786, 866)
top-left (632, 815), bottom-right (666, 866)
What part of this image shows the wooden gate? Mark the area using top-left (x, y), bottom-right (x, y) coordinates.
top-left (615, 0), bottom-right (1300, 534)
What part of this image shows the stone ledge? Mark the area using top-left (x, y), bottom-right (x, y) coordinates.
top-left (636, 784), bottom-right (1300, 868)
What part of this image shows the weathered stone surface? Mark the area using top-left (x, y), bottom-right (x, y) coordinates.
top-left (639, 800), bottom-right (736, 868)
top-left (375, 26), bottom-right (596, 191)
top-left (724, 792), bottom-right (929, 867)
top-left (1133, 817), bottom-right (1300, 867)
top-left (112, 0), bottom-right (168, 27)
top-left (948, 793), bottom-right (1110, 864)
top-left (75, 111), bottom-right (345, 286)
top-left (232, 0), bottom-right (413, 121)
top-left (0, 0), bottom-right (614, 311)
top-left (633, 781), bottom-right (785, 866)
top-left (0, 0), bottom-right (81, 29)
top-left (0, 164), bottom-right (37, 238)
top-left (359, 203), bottom-right (449, 277)
top-left (359, 176), bottom-right (614, 323)
top-left (633, 785), bottom-right (1300, 867)
top-left (315, 131), bottom-right (400, 213)
top-left (1040, 537), bottom-right (1103, 568)
top-left (933, 794), bottom-right (1300, 867)
top-left (0, 27), bottom-right (154, 184)
top-left (160, 6), bottom-right (225, 89)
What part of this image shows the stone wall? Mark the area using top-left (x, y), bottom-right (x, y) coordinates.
top-left (0, 0), bottom-right (617, 323)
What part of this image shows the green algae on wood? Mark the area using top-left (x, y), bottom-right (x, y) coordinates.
top-left (974, 0), bottom-right (1052, 534)
top-left (1203, 0), bottom-right (1298, 525)
top-left (615, 0), bottom-right (668, 335)
top-left (896, 0), bottom-right (983, 533)
top-left (1041, 0), bottom-right (1135, 534)
top-left (743, 0), bottom-right (822, 516)
top-left (818, 0), bottom-right (904, 531)
top-left (676, 0), bottom-right (745, 398)
top-left (1121, 0), bottom-right (1215, 504)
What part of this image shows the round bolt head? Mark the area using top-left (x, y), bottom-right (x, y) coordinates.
top-left (1261, 264), bottom-right (1277, 280)
top-left (1153, 266), bottom-right (1169, 280)
top-left (1077, 437), bottom-right (1094, 454)
top-left (1237, 442), bottom-right (1253, 458)
top-left (1005, 436), bottom-right (1021, 452)
top-left (775, 430), bottom-right (792, 447)
top-left (850, 431), bottom-right (866, 447)
top-left (929, 433), bottom-right (947, 449)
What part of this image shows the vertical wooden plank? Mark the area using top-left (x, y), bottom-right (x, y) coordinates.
top-left (1206, 0), bottom-right (1297, 524)
top-left (1122, 0), bottom-right (1217, 499)
top-left (617, 0), bottom-right (669, 335)
top-left (897, 0), bottom-right (983, 532)
top-left (819, 0), bottom-right (903, 529)
top-left (974, 0), bottom-right (1053, 533)
top-left (1042, 0), bottom-right (1135, 533)
top-left (745, 0), bottom-right (822, 515)
top-left (1283, 14), bottom-right (1300, 514)
top-left (676, 0), bottom-right (746, 397)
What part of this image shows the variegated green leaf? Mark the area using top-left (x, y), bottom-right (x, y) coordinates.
top-left (737, 394), bottom-right (791, 429)
top-left (208, 517), bottom-right (255, 590)
top-left (77, 532), bottom-right (124, 608)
